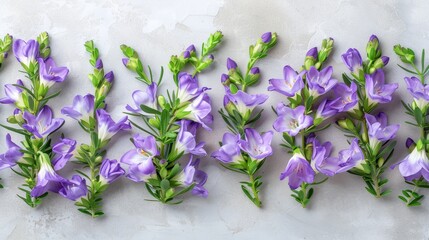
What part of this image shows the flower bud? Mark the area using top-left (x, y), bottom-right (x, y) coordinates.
top-left (261, 32), bottom-right (272, 43)
top-left (95, 58), bottom-right (103, 69)
top-left (226, 58), bottom-right (237, 70)
top-left (247, 67), bottom-right (260, 86)
top-left (122, 57), bottom-right (139, 71)
top-left (366, 34), bottom-right (381, 60)
top-left (373, 56), bottom-right (389, 69)
top-left (406, 138), bottom-right (416, 152)
top-left (158, 95), bottom-right (166, 109)
top-left (304, 47), bottom-right (318, 70)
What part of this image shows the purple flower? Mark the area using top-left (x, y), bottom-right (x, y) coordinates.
top-left (182, 93), bottom-right (213, 130)
top-left (61, 94), bottom-right (95, 122)
top-left (174, 120), bottom-right (207, 156)
top-left (176, 156), bottom-right (208, 198)
top-left (404, 76), bottom-right (429, 110)
top-left (31, 154), bottom-right (68, 198)
top-left (13, 39), bottom-right (39, 67)
top-left (96, 109), bottom-right (131, 142)
top-left (268, 65), bottom-right (305, 97)
top-left (0, 80), bottom-right (25, 108)
top-left (104, 71), bottom-right (114, 83)
top-left (22, 106), bottom-right (64, 139)
top-left (335, 138), bottom-right (365, 174)
top-left (95, 59), bottom-right (103, 69)
top-left (0, 134), bottom-right (23, 170)
top-left (38, 57), bottom-right (69, 88)
top-left (226, 58), bottom-right (238, 70)
top-left (120, 134), bottom-right (158, 182)
top-left (125, 82), bottom-right (157, 113)
top-left (306, 47), bottom-right (318, 60)
top-left (273, 104), bottom-right (313, 136)
top-left (99, 159), bottom-right (125, 184)
top-left (391, 141), bottom-right (429, 181)
top-left (177, 73), bottom-right (206, 103)
top-left (341, 48), bottom-right (362, 74)
top-left (280, 151), bottom-right (315, 189)
top-left (365, 113), bottom-right (399, 149)
top-left (315, 99), bottom-right (339, 121)
top-left (365, 69), bottom-right (398, 104)
top-left (58, 175), bottom-right (88, 201)
top-left (211, 133), bottom-right (242, 164)
top-left (330, 82), bottom-right (358, 112)
top-left (224, 89), bottom-right (268, 118)
top-left (261, 32), bottom-right (272, 43)
top-left (312, 139), bottom-right (337, 176)
top-left (238, 128), bottom-right (273, 160)
top-left (51, 138), bottom-right (76, 171)
top-left (306, 66), bottom-right (338, 97)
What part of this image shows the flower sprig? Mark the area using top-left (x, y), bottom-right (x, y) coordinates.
top-left (121, 31), bottom-right (222, 204)
top-left (211, 32), bottom-right (277, 207)
top-left (336, 35), bottom-right (399, 198)
top-left (0, 32), bottom-right (78, 207)
top-left (393, 45), bottom-right (429, 206)
top-left (269, 38), bottom-right (345, 208)
top-left (0, 34), bottom-right (13, 69)
top-left (62, 40), bottom-right (130, 217)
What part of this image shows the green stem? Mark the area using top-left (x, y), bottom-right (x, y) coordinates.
top-left (248, 173), bottom-right (261, 207)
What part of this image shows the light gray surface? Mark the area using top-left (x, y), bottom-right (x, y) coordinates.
top-left (0, 0), bottom-right (427, 239)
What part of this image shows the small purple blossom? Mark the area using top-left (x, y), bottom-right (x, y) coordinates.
top-left (226, 58), bottom-right (237, 70)
top-left (224, 88), bottom-right (268, 117)
top-left (365, 113), bottom-right (399, 149)
top-left (391, 141), bottom-right (429, 181)
top-left (177, 72), bottom-right (206, 102)
top-left (96, 109), bottom-right (131, 142)
top-left (315, 99), bottom-right (339, 121)
top-left (120, 134), bottom-right (157, 182)
top-left (182, 93), bottom-right (213, 130)
top-left (306, 47), bottom-right (318, 59)
top-left (0, 134), bottom-right (23, 170)
top-left (13, 39), bottom-right (39, 67)
top-left (176, 156), bottom-right (208, 198)
top-left (175, 120), bottom-right (207, 156)
top-left (238, 128), bottom-right (273, 160)
top-left (341, 48), bottom-right (362, 74)
top-left (51, 138), bottom-right (76, 171)
top-left (99, 159), bottom-right (125, 184)
top-left (312, 139), bottom-right (337, 176)
top-left (125, 82), bottom-right (157, 113)
top-left (38, 57), bottom-right (69, 88)
top-left (0, 80), bottom-right (25, 107)
top-left (273, 104), bottom-right (313, 136)
top-left (365, 69), bottom-right (398, 104)
top-left (22, 106), bottom-right (64, 139)
top-left (330, 82), bottom-right (358, 112)
top-left (404, 76), bottom-right (429, 109)
top-left (280, 151), bottom-right (315, 189)
top-left (58, 175), bottom-right (88, 201)
top-left (261, 32), bottom-right (272, 43)
top-left (30, 154), bottom-right (68, 198)
top-left (268, 65), bottom-right (305, 97)
top-left (61, 94), bottom-right (95, 122)
top-left (335, 138), bottom-right (365, 174)
top-left (306, 66), bottom-right (338, 97)
top-left (211, 133), bottom-right (242, 164)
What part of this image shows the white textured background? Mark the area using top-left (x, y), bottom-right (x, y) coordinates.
top-left (0, 0), bottom-right (427, 239)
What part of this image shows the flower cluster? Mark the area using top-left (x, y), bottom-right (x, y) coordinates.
top-left (269, 38), bottom-right (349, 207)
top-left (335, 35), bottom-right (399, 198)
top-left (0, 34), bottom-right (12, 70)
top-left (393, 45), bottom-right (429, 206)
top-left (61, 40), bottom-right (129, 217)
top-left (212, 32), bottom-right (277, 207)
top-left (0, 32), bottom-right (83, 207)
top-left (120, 31), bottom-right (223, 204)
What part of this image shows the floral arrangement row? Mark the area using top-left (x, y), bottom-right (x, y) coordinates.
top-left (0, 31), bottom-right (426, 218)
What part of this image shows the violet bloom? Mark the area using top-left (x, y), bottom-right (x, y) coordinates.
top-left (315, 99), bottom-right (339, 121)
top-left (226, 58), bottom-right (237, 70)
top-left (174, 120), bottom-right (207, 156)
top-left (365, 113), bottom-right (399, 149)
top-left (341, 48), bottom-right (363, 74)
top-left (38, 58), bottom-right (69, 88)
top-left (120, 134), bottom-right (158, 182)
top-left (261, 32), bottom-right (272, 43)
top-left (391, 142), bottom-right (429, 181)
top-left (211, 133), bottom-right (242, 164)
top-left (306, 47), bottom-right (318, 60)
top-left (224, 89), bottom-right (268, 118)
top-left (404, 76), bottom-right (429, 110)
top-left (365, 69), bottom-right (398, 104)
top-left (182, 93), bottom-right (213, 130)
top-left (58, 175), bottom-right (88, 201)
top-left (330, 82), bottom-right (358, 112)
top-left (335, 138), bottom-right (365, 174)
top-left (312, 140), bottom-right (340, 177)
top-left (176, 156), bottom-right (208, 198)
top-left (96, 109), bottom-right (131, 143)
top-left (99, 159), bottom-right (125, 184)
top-left (0, 80), bottom-right (25, 108)
top-left (51, 138), bottom-right (76, 171)
top-left (13, 39), bottom-right (39, 67)
top-left (238, 128), bottom-right (273, 160)
top-left (30, 154), bottom-right (68, 198)
top-left (22, 106), bottom-right (64, 139)
top-left (61, 94), bottom-right (95, 122)
top-left (125, 82), bottom-right (157, 113)
top-left (307, 66), bottom-right (338, 97)
top-left (273, 104), bottom-right (313, 136)
top-left (268, 65), bottom-right (305, 97)
top-left (177, 72), bottom-right (207, 103)
top-left (280, 151), bottom-right (315, 189)
top-left (0, 134), bottom-right (23, 170)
